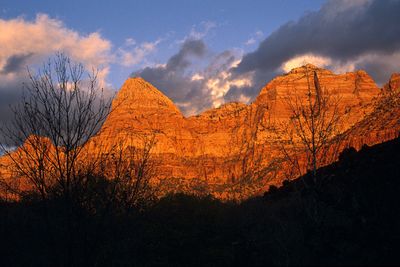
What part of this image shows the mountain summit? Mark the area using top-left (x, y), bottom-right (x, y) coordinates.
top-left (2, 65), bottom-right (399, 199)
top-left (99, 77), bottom-right (184, 148)
top-left (112, 77), bottom-right (182, 116)
top-left (92, 65), bottom-right (397, 196)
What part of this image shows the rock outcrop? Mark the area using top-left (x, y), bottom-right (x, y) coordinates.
top-left (383, 73), bottom-right (400, 93)
top-left (2, 64), bottom-right (399, 199)
top-left (93, 65), bottom-right (383, 187)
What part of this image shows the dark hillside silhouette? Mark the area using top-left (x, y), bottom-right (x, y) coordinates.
top-left (1, 137), bottom-right (399, 265)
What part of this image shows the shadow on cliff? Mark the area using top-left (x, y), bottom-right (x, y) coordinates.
top-left (1, 137), bottom-right (400, 266)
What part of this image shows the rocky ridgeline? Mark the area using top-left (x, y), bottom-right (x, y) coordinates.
top-left (2, 65), bottom-right (399, 199)
top-left (94, 65), bottom-right (383, 181)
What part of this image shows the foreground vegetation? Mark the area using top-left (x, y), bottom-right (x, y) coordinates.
top-left (1, 137), bottom-right (399, 266)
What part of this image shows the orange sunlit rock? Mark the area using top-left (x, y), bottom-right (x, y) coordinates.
top-left (1, 65), bottom-right (399, 199)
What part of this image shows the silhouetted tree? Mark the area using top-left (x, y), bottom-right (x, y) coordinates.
top-left (97, 133), bottom-right (159, 212)
top-left (0, 53), bottom-right (112, 200)
top-left (280, 66), bottom-right (342, 183)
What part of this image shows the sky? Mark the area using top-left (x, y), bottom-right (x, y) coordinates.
top-left (1, 0), bottom-right (400, 117)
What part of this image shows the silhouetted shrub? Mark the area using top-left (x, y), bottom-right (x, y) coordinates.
top-left (339, 146), bottom-right (357, 162)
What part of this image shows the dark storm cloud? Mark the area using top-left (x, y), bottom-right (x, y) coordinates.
top-left (0, 83), bottom-right (25, 145)
top-left (136, 64), bottom-right (208, 112)
top-left (235, 0), bottom-right (400, 75)
top-left (223, 85), bottom-right (253, 103)
top-left (1, 53), bottom-right (33, 74)
top-left (166, 39), bottom-right (207, 71)
top-left (355, 54), bottom-right (400, 84)
top-left (204, 50), bottom-right (236, 76)
top-left (132, 0), bottom-right (400, 114)
top-left (132, 39), bottom-right (209, 113)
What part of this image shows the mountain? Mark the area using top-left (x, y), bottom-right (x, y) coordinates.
top-left (254, 64), bottom-right (379, 125)
top-left (383, 73), bottom-right (400, 93)
top-left (343, 85), bottom-right (400, 149)
top-left (1, 65), bottom-right (399, 199)
top-left (92, 65), bottom-right (385, 191)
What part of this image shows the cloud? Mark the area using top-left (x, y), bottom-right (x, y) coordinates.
top-left (0, 14), bottom-right (164, 137)
top-left (188, 21), bottom-right (217, 40)
top-left (344, 51), bottom-right (400, 84)
top-left (167, 39), bottom-right (207, 71)
top-left (117, 38), bottom-right (161, 67)
top-left (233, 0), bottom-right (400, 86)
top-left (132, 39), bottom-right (209, 115)
top-left (133, 0), bottom-right (400, 117)
top-left (0, 14), bottom-right (162, 89)
top-left (245, 38), bottom-right (256, 46)
top-left (281, 54), bottom-right (331, 73)
top-left (0, 14), bottom-right (113, 88)
top-left (2, 0), bottom-right (400, 124)
top-left (245, 30), bottom-right (263, 46)
top-left (0, 14), bottom-right (127, 144)
top-left (0, 53), bottom-right (33, 74)
top-left (132, 39), bottom-right (246, 115)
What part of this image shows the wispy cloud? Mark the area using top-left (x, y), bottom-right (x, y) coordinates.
top-left (245, 30), bottom-right (263, 46)
top-left (117, 38), bottom-right (162, 67)
top-left (188, 21), bottom-right (217, 40)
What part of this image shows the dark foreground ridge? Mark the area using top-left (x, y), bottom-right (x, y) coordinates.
top-left (1, 137), bottom-right (399, 266)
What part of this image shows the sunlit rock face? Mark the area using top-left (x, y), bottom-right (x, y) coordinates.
top-left (94, 77), bottom-right (254, 180)
top-left (94, 65), bottom-right (384, 184)
top-left (254, 64), bottom-right (379, 127)
top-left (383, 73), bottom-right (400, 94)
top-left (98, 77), bottom-right (186, 155)
top-left (2, 65), bottom-right (399, 199)
top-left (343, 88), bottom-right (400, 150)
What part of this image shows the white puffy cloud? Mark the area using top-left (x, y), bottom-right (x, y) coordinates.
top-left (204, 61), bottom-right (253, 108)
top-left (0, 13), bottom-right (164, 143)
top-left (280, 51), bottom-right (400, 85)
top-left (0, 14), bottom-right (162, 90)
top-left (0, 14), bottom-right (113, 88)
top-left (281, 54), bottom-right (333, 72)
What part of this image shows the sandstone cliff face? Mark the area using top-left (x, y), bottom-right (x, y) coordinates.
top-left (343, 89), bottom-right (400, 149)
top-left (93, 65), bottom-right (382, 184)
top-left (97, 77), bottom-right (185, 154)
top-left (2, 65), bottom-right (398, 199)
top-left (254, 64), bottom-right (379, 128)
top-left (383, 73), bottom-right (400, 93)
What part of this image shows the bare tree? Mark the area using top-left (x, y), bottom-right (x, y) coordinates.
top-left (97, 133), bottom-right (158, 212)
top-left (0, 54), bottom-right (162, 265)
top-left (0, 53), bottom-right (112, 200)
top-left (280, 66), bottom-right (343, 183)
top-left (225, 104), bottom-right (279, 199)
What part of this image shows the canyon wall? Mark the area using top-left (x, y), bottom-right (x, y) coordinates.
top-left (2, 64), bottom-right (399, 199)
